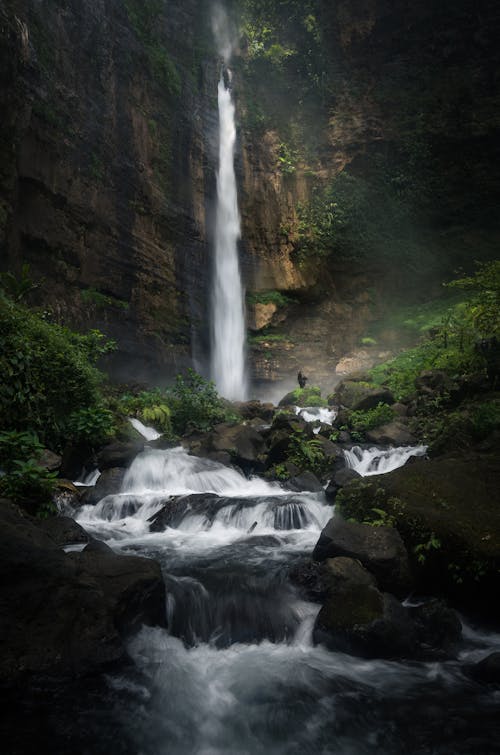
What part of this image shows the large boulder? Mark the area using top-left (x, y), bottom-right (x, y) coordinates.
top-left (366, 420), bottom-right (416, 445)
top-left (334, 380), bottom-right (394, 411)
top-left (312, 557), bottom-right (417, 659)
top-left (334, 452), bottom-right (500, 618)
top-left (468, 652), bottom-right (500, 684)
top-left (185, 423), bottom-right (266, 474)
top-left (0, 504), bottom-right (166, 687)
top-left (285, 471), bottom-right (323, 493)
top-left (81, 467), bottom-right (125, 505)
top-left (313, 516), bottom-right (412, 597)
top-left (233, 400), bottom-right (275, 423)
top-left (96, 441), bottom-right (144, 471)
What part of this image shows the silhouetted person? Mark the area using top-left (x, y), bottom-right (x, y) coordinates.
top-left (297, 371), bottom-right (308, 389)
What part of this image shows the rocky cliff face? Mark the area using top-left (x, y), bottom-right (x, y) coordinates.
top-left (0, 0), bottom-right (218, 382)
top-left (1, 0), bottom-right (498, 393)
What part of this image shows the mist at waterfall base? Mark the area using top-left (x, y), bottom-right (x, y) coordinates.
top-left (210, 7), bottom-right (247, 402)
top-left (11, 445), bottom-right (493, 755)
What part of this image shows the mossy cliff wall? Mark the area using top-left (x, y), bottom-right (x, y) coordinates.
top-left (0, 0), bottom-right (498, 389)
top-left (0, 0), bottom-right (217, 382)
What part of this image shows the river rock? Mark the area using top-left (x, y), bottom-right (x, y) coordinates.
top-left (312, 557), bottom-right (417, 658)
top-left (185, 423), bottom-right (266, 474)
top-left (334, 381), bottom-right (394, 411)
top-left (366, 420), bottom-right (416, 445)
top-left (97, 441), bottom-right (145, 471)
top-left (324, 467), bottom-right (360, 502)
top-left (0, 503), bottom-right (166, 687)
top-left (37, 515), bottom-right (90, 546)
top-left (313, 516), bottom-right (411, 597)
top-left (285, 471), bottom-right (323, 493)
top-left (37, 448), bottom-right (62, 471)
top-left (234, 400), bottom-right (275, 422)
top-left (409, 599), bottom-right (462, 657)
top-left (468, 652), bottom-right (500, 684)
top-left (333, 453), bottom-right (500, 618)
top-left (81, 467), bottom-right (125, 505)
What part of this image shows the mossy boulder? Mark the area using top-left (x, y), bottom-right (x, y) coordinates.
top-left (313, 516), bottom-right (412, 597)
top-left (333, 380), bottom-right (394, 411)
top-left (335, 453), bottom-right (500, 617)
top-left (278, 386), bottom-right (326, 408)
top-left (313, 557), bottom-right (417, 659)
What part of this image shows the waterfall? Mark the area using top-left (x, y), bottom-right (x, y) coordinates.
top-left (210, 10), bottom-right (247, 401)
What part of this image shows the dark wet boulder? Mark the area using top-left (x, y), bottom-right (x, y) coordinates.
top-left (312, 557), bottom-right (417, 659)
top-left (289, 559), bottom-right (332, 602)
top-left (468, 652), bottom-right (500, 684)
top-left (96, 441), bottom-right (144, 471)
top-left (366, 420), bottom-right (416, 445)
top-left (334, 453), bottom-right (500, 619)
top-left (37, 448), bottom-right (62, 471)
top-left (325, 468), bottom-right (360, 502)
top-left (184, 423), bottom-right (266, 474)
top-left (233, 400), bottom-right (275, 422)
top-left (409, 599), bottom-right (462, 657)
top-left (285, 471), bottom-right (323, 493)
top-left (37, 515), bottom-right (90, 546)
top-left (81, 467), bottom-right (125, 505)
top-left (67, 543), bottom-right (166, 636)
top-left (0, 503), bottom-right (166, 687)
top-left (313, 516), bottom-right (412, 597)
top-left (53, 479), bottom-right (83, 513)
top-left (334, 381), bottom-right (394, 411)
top-left (148, 493), bottom-right (219, 531)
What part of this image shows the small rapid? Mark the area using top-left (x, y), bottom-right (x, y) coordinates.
top-left (70, 445), bottom-right (500, 755)
top-left (344, 444), bottom-right (428, 476)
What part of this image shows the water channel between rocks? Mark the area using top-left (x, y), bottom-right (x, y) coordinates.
top-left (56, 444), bottom-right (500, 755)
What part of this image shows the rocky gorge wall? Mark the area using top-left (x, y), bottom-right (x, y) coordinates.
top-left (0, 0), bottom-right (499, 392)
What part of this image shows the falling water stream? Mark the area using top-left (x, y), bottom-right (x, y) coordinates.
top-left (210, 62), bottom-right (246, 400)
top-left (36, 445), bottom-right (494, 754)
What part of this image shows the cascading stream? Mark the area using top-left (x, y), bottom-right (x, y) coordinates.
top-left (69, 444), bottom-right (500, 754)
top-left (210, 66), bottom-right (247, 401)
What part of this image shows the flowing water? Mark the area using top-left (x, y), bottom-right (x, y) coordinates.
top-left (344, 444), bottom-right (428, 476)
top-left (50, 446), bottom-right (500, 755)
top-left (210, 65), bottom-right (246, 401)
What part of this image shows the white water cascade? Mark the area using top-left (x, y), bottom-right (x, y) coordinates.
top-left (210, 14), bottom-right (247, 400)
top-left (67, 443), bottom-right (500, 753)
top-left (344, 444), bottom-right (428, 476)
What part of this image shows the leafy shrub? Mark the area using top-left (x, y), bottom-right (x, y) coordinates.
top-left (0, 296), bottom-right (111, 448)
top-left (348, 403), bottom-right (396, 434)
top-left (288, 430), bottom-right (326, 475)
top-left (64, 407), bottom-right (116, 445)
top-left (291, 385), bottom-right (326, 407)
top-left (167, 370), bottom-right (232, 435)
top-left (0, 459), bottom-right (57, 513)
top-left (0, 430), bottom-right (43, 470)
top-left (141, 404), bottom-right (172, 433)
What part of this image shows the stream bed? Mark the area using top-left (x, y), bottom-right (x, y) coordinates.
top-left (6, 447), bottom-right (500, 754)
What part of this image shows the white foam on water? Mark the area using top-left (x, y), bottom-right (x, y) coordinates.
top-left (344, 444), bottom-right (427, 476)
top-left (128, 417), bottom-right (162, 441)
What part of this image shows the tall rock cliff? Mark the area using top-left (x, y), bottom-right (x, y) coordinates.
top-left (1, 0), bottom-right (498, 391)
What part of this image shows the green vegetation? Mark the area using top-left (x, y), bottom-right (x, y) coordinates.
top-left (288, 429), bottom-right (327, 476)
top-left (248, 332), bottom-right (290, 345)
top-left (347, 403), bottom-right (396, 435)
top-left (81, 287), bottom-right (129, 310)
top-left (125, 0), bottom-right (181, 97)
top-left (290, 386), bottom-right (326, 407)
top-left (246, 290), bottom-right (294, 308)
top-left (0, 294), bottom-right (113, 449)
top-left (0, 431), bottom-right (57, 515)
top-left (116, 370), bottom-right (236, 436)
top-left (64, 407), bottom-right (116, 445)
top-left (368, 263), bottom-right (499, 400)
